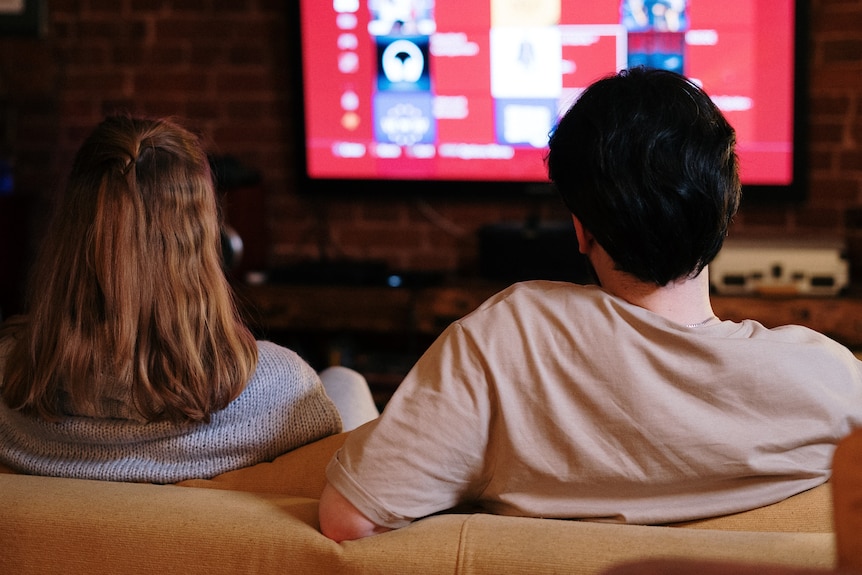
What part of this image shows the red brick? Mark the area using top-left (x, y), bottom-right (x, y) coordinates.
top-left (228, 44), bottom-right (267, 66)
top-left (795, 206), bottom-right (845, 228)
top-left (810, 177), bottom-right (862, 203)
top-left (212, 0), bottom-right (253, 13)
top-left (77, 19), bottom-right (149, 41)
top-left (168, 0), bottom-right (210, 13)
top-left (810, 94), bottom-right (852, 116)
top-left (155, 20), bottom-right (235, 41)
top-left (813, 5), bottom-right (862, 35)
top-left (839, 150), bottom-right (862, 172)
top-left (215, 72), bottom-right (274, 93)
top-left (133, 71), bottom-right (210, 95)
top-left (130, 0), bottom-right (169, 12)
top-left (812, 67), bottom-right (862, 90)
top-left (823, 39), bottom-right (862, 63)
top-left (189, 44), bottom-right (227, 67)
top-left (61, 71), bottom-right (128, 94)
top-left (146, 45), bottom-right (189, 66)
top-left (809, 120), bottom-right (848, 145)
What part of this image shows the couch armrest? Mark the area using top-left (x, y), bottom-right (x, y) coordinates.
top-left (832, 428), bottom-right (862, 572)
top-left (669, 483), bottom-right (832, 533)
top-left (0, 473), bottom-right (344, 575)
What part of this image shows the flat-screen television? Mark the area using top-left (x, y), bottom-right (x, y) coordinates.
top-left (293, 1), bottom-right (807, 202)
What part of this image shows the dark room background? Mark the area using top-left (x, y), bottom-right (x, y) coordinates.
top-left (1, 0), bottom-right (861, 309)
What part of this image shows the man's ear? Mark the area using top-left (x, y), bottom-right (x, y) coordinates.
top-left (571, 215), bottom-right (593, 255)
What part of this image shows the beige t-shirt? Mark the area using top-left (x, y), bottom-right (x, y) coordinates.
top-left (327, 281), bottom-right (862, 528)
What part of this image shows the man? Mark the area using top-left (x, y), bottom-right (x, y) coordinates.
top-left (319, 68), bottom-right (862, 542)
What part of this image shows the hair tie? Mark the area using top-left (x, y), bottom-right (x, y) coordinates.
top-left (121, 156), bottom-right (135, 175)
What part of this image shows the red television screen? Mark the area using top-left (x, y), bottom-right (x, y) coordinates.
top-left (295, 0), bottom-right (806, 201)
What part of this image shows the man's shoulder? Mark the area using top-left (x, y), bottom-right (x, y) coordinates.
top-left (482, 280), bottom-right (597, 307)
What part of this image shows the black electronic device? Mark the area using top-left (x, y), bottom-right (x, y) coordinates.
top-left (478, 220), bottom-right (593, 284)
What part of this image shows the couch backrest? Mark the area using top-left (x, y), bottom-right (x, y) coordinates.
top-left (0, 428), bottom-right (843, 575)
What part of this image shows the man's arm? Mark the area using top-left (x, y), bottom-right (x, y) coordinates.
top-left (318, 482), bottom-right (393, 542)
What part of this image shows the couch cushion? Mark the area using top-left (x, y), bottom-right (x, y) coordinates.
top-left (667, 483), bottom-right (832, 533)
top-left (451, 514), bottom-right (835, 575)
top-left (601, 558), bottom-right (844, 575)
top-left (0, 472), bottom-right (347, 575)
top-left (175, 431), bottom-right (348, 498)
top-left (0, 471), bottom-right (837, 575)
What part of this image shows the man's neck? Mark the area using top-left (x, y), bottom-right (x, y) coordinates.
top-left (572, 218), bottom-right (717, 326)
top-left (596, 264), bottom-right (716, 327)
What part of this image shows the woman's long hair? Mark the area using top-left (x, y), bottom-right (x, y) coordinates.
top-left (1, 115), bottom-right (258, 423)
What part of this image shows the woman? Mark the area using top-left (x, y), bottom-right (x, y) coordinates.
top-left (0, 115), bottom-right (376, 483)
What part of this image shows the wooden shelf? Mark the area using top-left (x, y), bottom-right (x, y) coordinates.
top-left (240, 282), bottom-right (862, 348)
top-left (238, 283), bottom-right (417, 334)
top-left (711, 293), bottom-right (862, 348)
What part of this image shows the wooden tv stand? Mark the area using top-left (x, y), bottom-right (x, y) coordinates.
top-left (241, 281), bottom-right (862, 345)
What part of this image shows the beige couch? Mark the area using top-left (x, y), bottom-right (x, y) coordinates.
top-left (0, 432), bottom-right (846, 575)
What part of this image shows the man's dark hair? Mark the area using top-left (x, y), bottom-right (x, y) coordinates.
top-left (547, 67), bottom-right (741, 286)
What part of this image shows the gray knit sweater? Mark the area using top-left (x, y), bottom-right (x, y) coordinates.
top-left (0, 340), bottom-right (342, 483)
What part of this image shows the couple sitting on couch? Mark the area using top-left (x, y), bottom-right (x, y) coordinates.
top-left (2, 68), bottom-right (861, 543)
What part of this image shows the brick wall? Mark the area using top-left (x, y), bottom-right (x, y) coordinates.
top-left (1, 0), bottom-right (861, 283)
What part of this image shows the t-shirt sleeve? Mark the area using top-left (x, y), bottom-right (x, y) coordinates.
top-left (325, 322), bottom-right (492, 528)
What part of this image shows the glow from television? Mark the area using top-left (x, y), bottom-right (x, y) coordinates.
top-left (296, 0), bottom-right (806, 200)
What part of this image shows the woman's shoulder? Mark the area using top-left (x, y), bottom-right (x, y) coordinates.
top-left (254, 340), bottom-right (314, 371)
top-left (255, 339), bottom-right (301, 361)
top-left (243, 340), bottom-right (319, 385)
top-left (243, 340), bottom-right (322, 395)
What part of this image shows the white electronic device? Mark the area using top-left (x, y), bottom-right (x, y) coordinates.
top-left (709, 238), bottom-right (850, 296)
